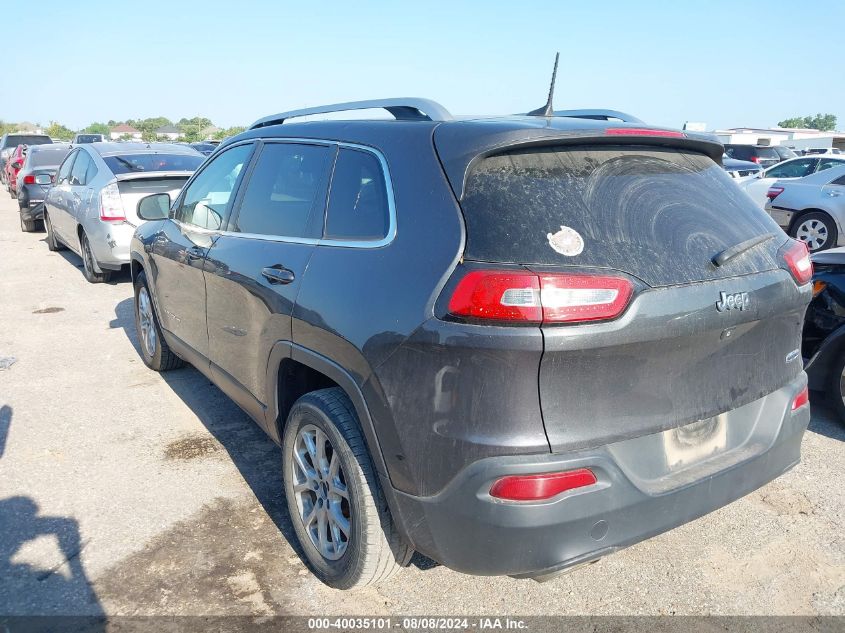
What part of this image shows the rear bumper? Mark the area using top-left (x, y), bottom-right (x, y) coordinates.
top-left (391, 375), bottom-right (809, 577)
top-left (86, 220), bottom-right (136, 269)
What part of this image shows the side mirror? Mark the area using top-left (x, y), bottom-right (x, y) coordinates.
top-left (137, 193), bottom-right (171, 221)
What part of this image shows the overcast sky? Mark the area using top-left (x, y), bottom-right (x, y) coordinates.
top-left (4, 0), bottom-right (843, 132)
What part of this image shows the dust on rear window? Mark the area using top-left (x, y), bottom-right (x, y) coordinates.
top-left (461, 145), bottom-right (785, 286)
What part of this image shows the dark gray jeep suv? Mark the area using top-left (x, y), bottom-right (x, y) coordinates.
top-left (130, 98), bottom-right (813, 589)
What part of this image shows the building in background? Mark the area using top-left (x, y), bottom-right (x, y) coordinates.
top-left (155, 124), bottom-right (184, 140)
top-left (713, 127), bottom-right (845, 151)
top-left (109, 124), bottom-right (142, 140)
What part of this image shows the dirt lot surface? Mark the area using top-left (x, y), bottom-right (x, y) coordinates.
top-left (0, 194), bottom-right (843, 617)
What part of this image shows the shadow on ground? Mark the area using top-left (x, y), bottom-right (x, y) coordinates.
top-left (807, 398), bottom-right (844, 442)
top-left (51, 244), bottom-right (132, 287)
top-left (0, 405), bottom-right (103, 620)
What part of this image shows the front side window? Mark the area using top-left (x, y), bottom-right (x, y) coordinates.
top-left (176, 143), bottom-right (253, 230)
top-left (766, 158), bottom-right (817, 179)
top-left (325, 148), bottom-right (390, 241)
top-left (233, 142), bottom-right (332, 238)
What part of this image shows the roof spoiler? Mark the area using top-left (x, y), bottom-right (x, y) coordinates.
top-left (250, 98), bottom-right (453, 130)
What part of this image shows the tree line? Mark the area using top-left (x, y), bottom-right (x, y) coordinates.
top-left (0, 117), bottom-right (246, 142)
top-left (776, 113), bottom-right (837, 132)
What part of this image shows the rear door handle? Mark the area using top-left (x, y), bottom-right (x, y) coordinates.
top-left (261, 266), bottom-right (295, 285)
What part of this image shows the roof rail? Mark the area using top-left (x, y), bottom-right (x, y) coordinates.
top-left (552, 109), bottom-right (644, 124)
top-left (250, 98), bottom-right (453, 130)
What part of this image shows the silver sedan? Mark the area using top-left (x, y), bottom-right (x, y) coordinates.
top-left (43, 142), bottom-right (204, 282)
top-left (765, 164), bottom-right (845, 253)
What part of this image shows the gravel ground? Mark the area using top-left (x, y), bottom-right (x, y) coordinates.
top-left (0, 194), bottom-right (843, 616)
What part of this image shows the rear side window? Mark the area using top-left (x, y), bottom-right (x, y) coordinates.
top-left (69, 151), bottom-right (92, 186)
top-left (325, 148), bottom-right (390, 241)
top-left (234, 142), bottom-right (332, 238)
top-left (56, 152), bottom-right (77, 184)
top-left (756, 147), bottom-right (779, 160)
top-left (818, 158), bottom-right (845, 172)
top-left (461, 145), bottom-right (785, 287)
top-left (103, 153), bottom-right (203, 174)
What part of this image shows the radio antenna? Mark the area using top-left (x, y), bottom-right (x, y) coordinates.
top-left (527, 52), bottom-right (560, 117)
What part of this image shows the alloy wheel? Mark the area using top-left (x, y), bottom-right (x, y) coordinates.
top-left (796, 219), bottom-right (829, 251)
top-left (137, 286), bottom-right (157, 357)
top-left (291, 424), bottom-right (352, 560)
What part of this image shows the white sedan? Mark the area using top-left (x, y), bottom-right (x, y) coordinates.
top-left (741, 155), bottom-right (845, 208)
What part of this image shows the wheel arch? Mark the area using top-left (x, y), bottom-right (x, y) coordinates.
top-left (788, 207), bottom-right (842, 240)
top-left (805, 323), bottom-right (845, 392)
top-left (265, 341), bottom-right (415, 548)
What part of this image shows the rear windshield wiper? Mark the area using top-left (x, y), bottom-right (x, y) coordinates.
top-left (712, 233), bottom-right (776, 267)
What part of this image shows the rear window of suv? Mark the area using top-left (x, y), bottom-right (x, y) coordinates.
top-left (103, 153), bottom-right (204, 174)
top-left (461, 145), bottom-right (785, 286)
top-left (3, 135), bottom-right (52, 148)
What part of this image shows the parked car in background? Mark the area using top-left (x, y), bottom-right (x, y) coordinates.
top-left (791, 148), bottom-right (806, 156)
top-left (722, 155), bottom-right (762, 182)
top-left (765, 164), bottom-right (845, 252)
top-left (805, 148), bottom-right (843, 156)
top-left (129, 98), bottom-right (812, 589)
top-left (0, 133), bottom-right (52, 185)
top-left (742, 155), bottom-right (845, 208)
top-left (723, 144), bottom-right (781, 168)
top-left (16, 144), bottom-right (72, 232)
top-left (803, 247), bottom-right (845, 423)
top-left (43, 142), bottom-right (203, 282)
top-left (772, 146), bottom-right (797, 162)
top-left (72, 133), bottom-right (104, 144)
top-left (189, 142), bottom-right (217, 156)
top-left (4, 145), bottom-right (28, 196)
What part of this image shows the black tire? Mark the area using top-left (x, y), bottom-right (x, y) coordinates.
top-left (80, 231), bottom-right (112, 283)
top-left (829, 351), bottom-right (845, 425)
top-left (791, 211), bottom-right (838, 253)
top-left (133, 271), bottom-right (184, 371)
top-left (20, 215), bottom-right (37, 232)
top-left (44, 212), bottom-right (65, 251)
top-left (282, 388), bottom-right (412, 589)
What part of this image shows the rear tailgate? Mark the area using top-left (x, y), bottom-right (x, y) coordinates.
top-left (114, 173), bottom-right (190, 224)
top-left (457, 142), bottom-right (810, 451)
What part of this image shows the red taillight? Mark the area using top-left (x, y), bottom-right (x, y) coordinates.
top-left (766, 186), bottom-right (784, 201)
top-left (448, 271), bottom-right (541, 322)
top-left (23, 175), bottom-right (35, 185)
top-left (749, 156), bottom-right (761, 164)
top-left (791, 385), bottom-right (809, 411)
top-left (490, 469), bottom-right (597, 501)
top-left (447, 270), bottom-right (634, 324)
top-left (605, 127), bottom-right (685, 138)
top-left (782, 240), bottom-right (813, 285)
